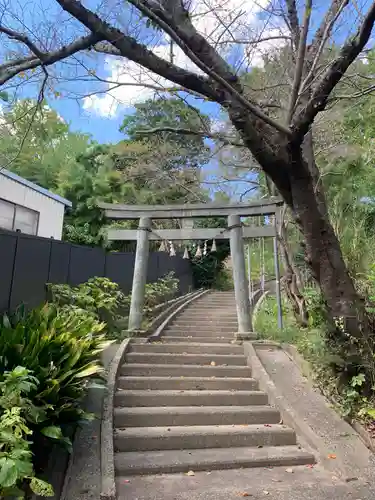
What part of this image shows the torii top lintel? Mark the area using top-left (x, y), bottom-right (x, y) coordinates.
top-left (99, 197), bottom-right (283, 220)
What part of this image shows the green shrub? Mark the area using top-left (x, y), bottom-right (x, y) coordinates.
top-left (143, 272), bottom-right (179, 315)
top-left (0, 304), bottom-right (112, 430)
top-left (48, 274), bottom-right (179, 336)
top-left (0, 366), bottom-right (54, 498)
top-left (47, 277), bottom-right (127, 331)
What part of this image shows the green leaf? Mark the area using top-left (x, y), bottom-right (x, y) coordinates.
top-left (29, 477), bottom-right (54, 497)
top-left (0, 458), bottom-right (18, 487)
top-left (366, 408), bottom-right (375, 418)
top-left (75, 364), bottom-right (104, 378)
top-left (0, 91), bottom-right (9, 102)
top-left (41, 426), bottom-right (63, 440)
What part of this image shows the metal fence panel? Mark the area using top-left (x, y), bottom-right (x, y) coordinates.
top-left (48, 240), bottom-right (71, 284)
top-left (10, 234), bottom-right (51, 311)
top-left (68, 245), bottom-right (106, 286)
top-left (105, 252), bottom-right (135, 295)
top-left (0, 230), bottom-right (17, 312)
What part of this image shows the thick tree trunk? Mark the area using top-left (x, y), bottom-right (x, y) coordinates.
top-left (289, 146), bottom-right (368, 338)
top-left (228, 104), bottom-right (368, 339)
top-left (265, 173), bottom-right (308, 324)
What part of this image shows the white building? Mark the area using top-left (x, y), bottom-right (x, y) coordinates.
top-left (0, 169), bottom-right (71, 240)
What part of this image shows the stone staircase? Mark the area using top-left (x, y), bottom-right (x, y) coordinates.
top-left (114, 291), bottom-right (315, 480)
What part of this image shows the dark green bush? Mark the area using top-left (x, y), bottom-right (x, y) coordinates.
top-left (0, 304), bottom-right (112, 429)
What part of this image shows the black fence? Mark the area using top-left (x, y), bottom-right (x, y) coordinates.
top-left (0, 229), bottom-right (194, 313)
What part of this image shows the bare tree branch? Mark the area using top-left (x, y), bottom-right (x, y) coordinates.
top-left (215, 35), bottom-right (292, 46)
top-left (300, 0), bottom-right (348, 94)
top-left (286, 0), bottom-right (312, 123)
top-left (0, 25), bottom-right (45, 59)
top-left (132, 125), bottom-right (246, 148)
top-left (55, 0), bottom-right (219, 101)
top-left (292, 0), bottom-right (375, 141)
top-left (0, 33), bottom-right (102, 85)
top-left (125, 0), bottom-right (292, 135)
top-left (285, 0), bottom-right (300, 49)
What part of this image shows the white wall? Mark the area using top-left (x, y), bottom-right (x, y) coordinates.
top-left (0, 174), bottom-right (66, 239)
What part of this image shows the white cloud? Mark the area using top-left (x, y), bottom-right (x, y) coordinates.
top-left (82, 44), bottom-right (201, 117)
top-left (83, 0), bottom-right (286, 117)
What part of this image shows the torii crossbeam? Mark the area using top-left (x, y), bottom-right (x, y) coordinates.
top-left (100, 198), bottom-right (283, 334)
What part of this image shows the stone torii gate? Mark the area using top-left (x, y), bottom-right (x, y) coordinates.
top-left (100, 198), bottom-right (283, 334)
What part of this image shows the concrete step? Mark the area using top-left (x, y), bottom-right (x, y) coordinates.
top-left (177, 310), bottom-right (238, 316)
top-left (119, 363), bottom-right (252, 378)
top-left (172, 317), bottom-right (238, 323)
top-left (115, 389), bottom-right (268, 407)
top-left (164, 325), bottom-right (238, 334)
top-left (159, 336), bottom-right (244, 343)
top-left (163, 328), bottom-right (236, 336)
top-left (115, 445), bottom-right (315, 475)
top-left (130, 342), bottom-right (243, 355)
top-left (170, 321), bottom-right (238, 328)
top-left (117, 376), bottom-right (258, 391)
top-left (114, 424), bottom-right (296, 452)
top-left (124, 352), bottom-right (247, 366)
top-left (114, 405), bottom-right (280, 428)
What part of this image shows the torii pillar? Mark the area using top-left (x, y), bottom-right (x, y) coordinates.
top-left (228, 214), bottom-right (252, 333)
top-left (128, 217), bottom-right (151, 331)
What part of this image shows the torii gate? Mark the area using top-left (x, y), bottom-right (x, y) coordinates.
top-left (99, 198), bottom-right (283, 334)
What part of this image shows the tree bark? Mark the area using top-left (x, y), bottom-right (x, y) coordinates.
top-left (289, 146), bottom-right (367, 338)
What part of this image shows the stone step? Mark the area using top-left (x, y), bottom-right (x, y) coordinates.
top-left (177, 310), bottom-right (238, 316)
top-left (170, 320), bottom-right (239, 328)
top-left (164, 325), bottom-right (238, 334)
top-left (114, 424), bottom-right (296, 452)
top-left (159, 336), bottom-right (242, 343)
top-left (163, 328), bottom-right (236, 336)
top-left (129, 342), bottom-right (243, 355)
top-left (119, 363), bottom-right (252, 378)
top-left (115, 445), bottom-right (315, 475)
top-left (117, 376), bottom-right (258, 391)
top-left (124, 352), bottom-right (246, 366)
top-left (114, 389), bottom-right (268, 407)
top-left (191, 303), bottom-right (236, 308)
top-left (114, 405), bottom-right (280, 428)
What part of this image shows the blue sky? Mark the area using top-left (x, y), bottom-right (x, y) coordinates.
top-left (1, 0), bottom-right (371, 202)
top-left (1, 0), bottom-right (366, 145)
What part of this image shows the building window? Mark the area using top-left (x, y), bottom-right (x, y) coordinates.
top-left (0, 198), bottom-right (39, 235)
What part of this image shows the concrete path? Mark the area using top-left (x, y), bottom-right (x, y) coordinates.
top-left (61, 291), bottom-right (375, 500)
top-left (117, 466), bottom-right (375, 500)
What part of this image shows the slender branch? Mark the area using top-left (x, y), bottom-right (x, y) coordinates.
top-left (215, 35), bottom-right (292, 46)
top-left (286, 0), bottom-right (312, 123)
top-left (0, 55), bottom-right (36, 71)
top-left (300, 0), bottom-right (348, 94)
top-left (55, 0), bottom-right (219, 101)
top-left (133, 125), bottom-right (246, 147)
top-left (126, 0), bottom-right (292, 135)
top-left (0, 25), bottom-right (45, 59)
top-left (285, 0), bottom-right (300, 48)
top-left (308, 0), bottom-right (349, 58)
top-left (292, 0), bottom-right (375, 141)
top-left (0, 33), bottom-right (102, 86)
